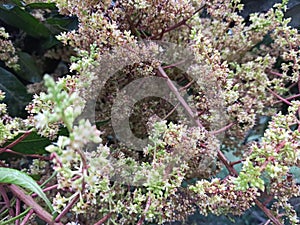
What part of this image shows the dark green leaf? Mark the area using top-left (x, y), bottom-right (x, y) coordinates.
top-left (240, 0), bottom-right (282, 18)
top-left (40, 35), bottom-right (61, 50)
top-left (285, 4), bottom-right (300, 28)
top-left (3, 132), bottom-right (50, 155)
top-left (95, 119), bottom-right (111, 128)
top-left (0, 4), bottom-right (51, 38)
top-left (0, 67), bottom-right (32, 117)
top-left (3, 120), bottom-right (109, 155)
top-left (45, 16), bottom-right (78, 34)
top-left (0, 167), bottom-right (54, 212)
top-left (16, 52), bottom-right (42, 83)
top-left (25, 2), bottom-right (56, 10)
top-left (0, 0), bottom-right (24, 7)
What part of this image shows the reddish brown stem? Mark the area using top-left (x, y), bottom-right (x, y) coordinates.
top-left (55, 194), bottom-right (79, 222)
top-left (31, 185), bottom-right (58, 198)
top-left (266, 69), bottom-right (283, 77)
top-left (217, 150), bottom-right (238, 177)
top-left (162, 60), bottom-right (186, 69)
top-left (263, 195), bottom-right (274, 205)
top-left (0, 148), bottom-right (50, 160)
top-left (94, 212), bottom-right (113, 225)
top-left (0, 185), bottom-right (14, 217)
top-left (267, 87), bottom-right (292, 106)
top-left (287, 82), bottom-right (297, 90)
top-left (274, 93), bottom-right (300, 104)
top-left (150, 5), bottom-right (205, 39)
top-left (20, 209), bottom-right (34, 225)
top-left (136, 196), bottom-right (151, 225)
top-left (157, 66), bottom-right (283, 225)
top-left (163, 103), bottom-right (179, 120)
top-left (179, 80), bottom-right (195, 91)
top-left (230, 159), bottom-right (245, 166)
top-left (50, 153), bottom-right (63, 168)
top-left (157, 66), bottom-right (203, 128)
top-left (0, 202), bottom-right (7, 214)
top-left (275, 141), bottom-right (286, 153)
top-left (254, 199), bottom-right (282, 225)
top-left (210, 123), bottom-right (234, 135)
top-left (263, 220), bottom-right (271, 225)
top-left (8, 184), bottom-right (62, 225)
top-left (260, 158), bottom-right (272, 172)
top-left (16, 198), bottom-right (21, 225)
top-left (2, 130), bottom-right (32, 150)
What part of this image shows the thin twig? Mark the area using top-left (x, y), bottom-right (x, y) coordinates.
top-left (210, 123), bottom-right (234, 135)
top-left (150, 4), bottom-right (205, 39)
top-left (16, 198), bottom-right (21, 225)
top-left (0, 185), bottom-right (14, 217)
top-left (267, 87), bottom-right (292, 106)
top-left (94, 212), bottom-right (113, 225)
top-left (31, 185), bottom-right (59, 198)
top-left (2, 130), bottom-right (32, 150)
top-left (254, 200), bottom-right (282, 225)
top-left (263, 195), bottom-right (274, 206)
top-left (163, 103), bottom-right (180, 120)
top-left (287, 82), bottom-right (297, 90)
top-left (55, 194), bottom-right (80, 222)
top-left (157, 66), bottom-right (203, 128)
top-left (217, 151), bottom-right (238, 176)
top-left (136, 197), bottom-right (151, 225)
top-left (20, 209), bottom-right (34, 225)
top-left (179, 80), bottom-right (195, 91)
top-left (162, 60), bottom-right (187, 69)
top-left (274, 93), bottom-right (300, 104)
top-left (230, 159), bottom-right (245, 166)
top-left (263, 220), bottom-right (271, 225)
top-left (266, 69), bottom-right (283, 77)
top-left (0, 149), bottom-right (50, 160)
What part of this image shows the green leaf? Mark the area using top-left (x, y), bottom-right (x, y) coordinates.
top-left (40, 35), bottom-right (61, 50)
top-left (0, 4), bottom-right (51, 38)
top-left (252, 178), bottom-right (265, 191)
top-left (95, 119), bottom-right (111, 128)
top-left (45, 16), bottom-right (78, 34)
top-left (0, 67), bottom-right (32, 117)
top-left (3, 132), bottom-right (50, 155)
top-left (3, 120), bottom-right (110, 155)
top-left (25, 2), bottom-right (56, 10)
top-left (16, 52), bottom-right (42, 83)
top-left (0, 167), bottom-right (54, 212)
top-left (0, 0), bottom-right (24, 7)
